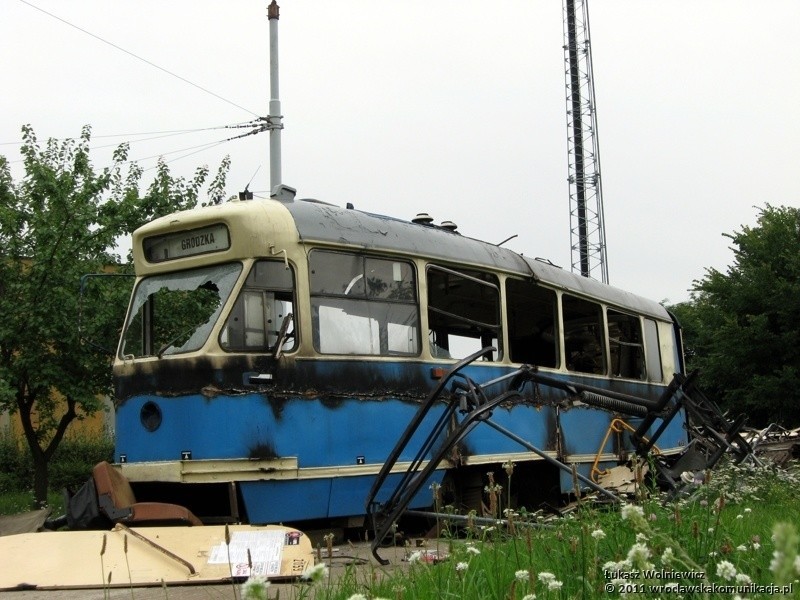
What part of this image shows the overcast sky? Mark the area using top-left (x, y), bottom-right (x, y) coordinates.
top-left (2, 1), bottom-right (799, 304)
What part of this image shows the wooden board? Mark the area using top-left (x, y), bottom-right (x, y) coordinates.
top-left (0, 524), bottom-right (314, 591)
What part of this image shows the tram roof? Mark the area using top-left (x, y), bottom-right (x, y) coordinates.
top-left (284, 199), bottom-right (670, 321)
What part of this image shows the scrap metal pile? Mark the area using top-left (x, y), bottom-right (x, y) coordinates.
top-left (366, 349), bottom-right (760, 564)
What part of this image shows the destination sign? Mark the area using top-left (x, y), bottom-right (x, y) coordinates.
top-left (144, 224), bottom-right (231, 262)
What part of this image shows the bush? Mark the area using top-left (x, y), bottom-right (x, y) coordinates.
top-left (50, 433), bottom-right (114, 491)
top-left (0, 429), bottom-right (113, 496)
top-left (0, 431), bottom-right (31, 493)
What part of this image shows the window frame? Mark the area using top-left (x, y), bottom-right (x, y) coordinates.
top-left (561, 293), bottom-right (608, 376)
top-left (219, 259), bottom-right (298, 354)
top-left (425, 264), bottom-right (503, 361)
top-left (308, 250), bottom-right (420, 357)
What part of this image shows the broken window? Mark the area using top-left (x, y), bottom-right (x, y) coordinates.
top-left (120, 263), bottom-right (242, 358)
top-left (220, 260), bottom-right (296, 353)
top-left (562, 294), bottom-right (606, 375)
top-left (643, 318), bottom-right (663, 382)
top-left (426, 265), bottom-right (501, 361)
top-left (506, 279), bottom-right (559, 368)
top-left (309, 251), bottom-right (419, 356)
top-left (607, 309), bottom-right (645, 380)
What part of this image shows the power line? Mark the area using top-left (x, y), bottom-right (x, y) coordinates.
top-left (17, 0), bottom-right (261, 118)
top-left (0, 121), bottom-right (262, 147)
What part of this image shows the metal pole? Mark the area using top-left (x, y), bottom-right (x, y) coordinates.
top-left (268, 1), bottom-right (282, 192)
top-left (404, 510), bottom-right (553, 530)
top-left (483, 418), bottom-right (620, 502)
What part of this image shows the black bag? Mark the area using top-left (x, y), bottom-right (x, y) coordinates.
top-left (64, 478), bottom-right (112, 530)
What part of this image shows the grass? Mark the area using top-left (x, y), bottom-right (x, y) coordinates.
top-left (1, 458), bottom-right (798, 599)
top-left (0, 489), bottom-right (65, 516)
top-left (296, 459), bottom-right (800, 600)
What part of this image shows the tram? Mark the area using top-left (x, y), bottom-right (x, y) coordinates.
top-left (111, 186), bottom-right (689, 527)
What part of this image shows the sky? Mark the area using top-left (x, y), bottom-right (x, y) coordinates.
top-left (2, 0), bottom-right (799, 305)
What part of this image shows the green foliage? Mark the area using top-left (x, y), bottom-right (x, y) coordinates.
top-left (0, 124), bottom-right (229, 504)
top-left (669, 205), bottom-right (800, 427)
top-left (312, 462), bottom-right (799, 600)
top-left (0, 429), bottom-right (113, 499)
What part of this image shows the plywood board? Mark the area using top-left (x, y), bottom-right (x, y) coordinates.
top-left (0, 524), bottom-right (313, 591)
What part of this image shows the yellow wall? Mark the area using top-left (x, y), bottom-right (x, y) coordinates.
top-left (0, 396), bottom-right (114, 440)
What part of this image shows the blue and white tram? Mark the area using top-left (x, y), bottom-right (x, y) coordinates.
top-left (113, 192), bottom-right (688, 525)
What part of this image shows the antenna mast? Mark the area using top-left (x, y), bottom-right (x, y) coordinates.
top-left (563, 0), bottom-right (608, 283)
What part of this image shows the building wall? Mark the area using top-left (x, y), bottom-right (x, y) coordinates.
top-left (0, 396), bottom-right (114, 441)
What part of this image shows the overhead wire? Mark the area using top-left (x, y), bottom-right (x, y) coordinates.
top-left (7, 3), bottom-right (270, 175)
top-left (3, 119), bottom-right (267, 167)
top-left (132, 122), bottom-right (268, 170)
top-left (17, 0), bottom-right (262, 118)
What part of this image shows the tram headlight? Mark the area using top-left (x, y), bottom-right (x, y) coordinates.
top-left (140, 401), bottom-right (163, 432)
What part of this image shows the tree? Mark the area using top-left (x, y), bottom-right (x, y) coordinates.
top-left (0, 125), bottom-right (229, 506)
top-left (669, 205), bottom-right (800, 427)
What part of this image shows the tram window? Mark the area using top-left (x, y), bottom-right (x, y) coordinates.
top-left (506, 279), bottom-right (558, 368)
top-left (309, 251), bottom-right (419, 356)
top-left (426, 266), bottom-right (501, 361)
top-left (220, 260), bottom-right (296, 352)
top-left (643, 318), bottom-right (663, 382)
top-left (120, 263), bottom-right (242, 358)
top-left (607, 309), bottom-right (645, 380)
top-left (562, 294), bottom-right (606, 375)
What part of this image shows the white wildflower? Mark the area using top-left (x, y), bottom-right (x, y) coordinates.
top-left (345, 595), bottom-right (368, 600)
top-left (538, 572), bottom-right (556, 584)
top-left (456, 561), bottom-right (469, 572)
top-left (716, 560), bottom-right (737, 581)
top-left (241, 575), bottom-right (271, 600)
top-left (522, 595), bottom-right (537, 600)
top-left (547, 580), bottom-right (563, 591)
top-left (770, 550), bottom-right (782, 574)
top-left (466, 545), bottom-right (480, 555)
top-left (744, 507), bottom-right (752, 513)
top-left (795, 554), bottom-right (800, 575)
top-left (621, 504), bottom-right (645, 522)
top-left (661, 547), bottom-right (675, 564)
top-left (515, 569), bottom-right (530, 581)
top-left (735, 573), bottom-right (752, 584)
top-left (635, 532), bottom-right (648, 543)
top-left (753, 543), bottom-right (761, 551)
top-left (591, 528), bottom-right (606, 540)
top-left (627, 542), bottom-right (651, 565)
top-left (300, 562), bottom-right (329, 583)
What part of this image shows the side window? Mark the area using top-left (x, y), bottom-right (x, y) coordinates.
top-left (427, 266), bottom-right (501, 361)
top-left (643, 318), bottom-right (663, 382)
top-left (309, 251), bottom-right (419, 356)
top-left (220, 260), bottom-right (296, 352)
top-left (506, 279), bottom-right (559, 368)
top-left (607, 310), bottom-right (645, 380)
top-left (562, 294), bottom-right (606, 375)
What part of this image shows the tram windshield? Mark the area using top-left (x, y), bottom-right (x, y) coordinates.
top-left (119, 263), bottom-right (242, 358)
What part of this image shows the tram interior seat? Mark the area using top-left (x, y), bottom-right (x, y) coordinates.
top-left (92, 461), bottom-right (203, 526)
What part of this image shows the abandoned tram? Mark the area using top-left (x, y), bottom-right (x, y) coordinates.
top-left (112, 189), bottom-right (692, 531)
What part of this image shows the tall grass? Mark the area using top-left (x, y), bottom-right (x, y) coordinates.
top-left (291, 460), bottom-right (800, 599)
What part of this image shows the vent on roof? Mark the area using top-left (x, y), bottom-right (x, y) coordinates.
top-left (412, 212), bottom-right (434, 225)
